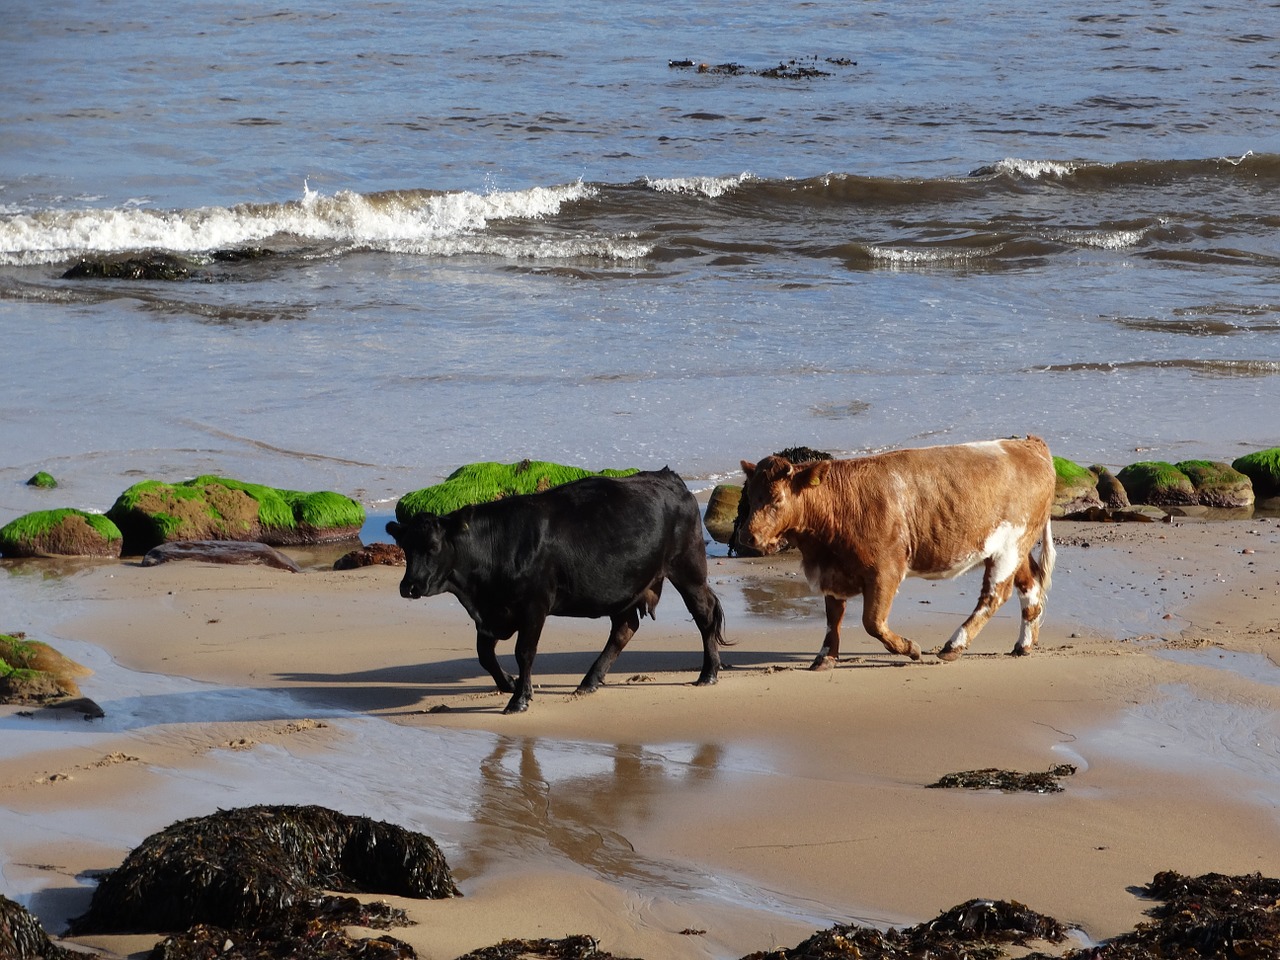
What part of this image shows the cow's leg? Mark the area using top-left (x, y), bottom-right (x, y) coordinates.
top-left (670, 580), bottom-right (725, 686)
top-left (504, 616), bottom-right (547, 714)
top-left (577, 607), bottom-right (641, 694)
top-left (810, 595), bottom-right (847, 670)
top-left (476, 630), bottom-right (516, 693)
top-left (861, 571), bottom-right (922, 661)
top-left (1011, 555), bottom-right (1046, 656)
top-left (937, 559), bottom-right (1016, 662)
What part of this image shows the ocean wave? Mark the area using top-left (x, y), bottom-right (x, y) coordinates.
top-left (0, 181), bottom-right (600, 265)
top-left (4, 153), bottom-right (1277, 270)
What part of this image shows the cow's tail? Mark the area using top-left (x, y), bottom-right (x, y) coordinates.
top-left (1037, 517), bottom-right (1056, 596)
top-left (710, 590), bottom-right (734, 647)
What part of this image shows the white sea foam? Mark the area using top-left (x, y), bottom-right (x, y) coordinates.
top-left (645, 173), bottom-right (752, 198)
top-left (989, 158), bottom-right (1078, 180)
top-left (867, 245), bottom-right (979, 265)
top-left (1061, 227), bottom-right (1147, 249)
top-left (0, 181), bottom-right (601, 265)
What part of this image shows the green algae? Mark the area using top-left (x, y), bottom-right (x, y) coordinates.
top-left (25, 471), bottom-right (57, 489)
top-left (1175, 459), bottom-right (1254, 507)
top-left (397, 459), bottom-right (638, 520)
top-left (0, 509), bottom-right (122, 558)
top-left (1052, 456), bottom-right (1093, 485)
top-left (1116, 460), bottom-right (1197, 505)
top-left (107, 476), bottom-right (364, 553)
top-left (1233, 447), bottom-right (1280, 497)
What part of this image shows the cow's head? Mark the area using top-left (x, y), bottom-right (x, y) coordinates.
top-left (737, 455), bottom-right (832, 554)
top-left (386, 516), bottom-right (453, 599)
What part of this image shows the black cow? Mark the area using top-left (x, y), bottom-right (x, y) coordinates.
top-left (386, 468), bottom-right (727, 713)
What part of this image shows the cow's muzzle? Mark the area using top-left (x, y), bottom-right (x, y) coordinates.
top-left (399, 581), bottom-right (423, 600)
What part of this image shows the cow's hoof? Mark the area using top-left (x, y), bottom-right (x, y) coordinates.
top-left (1009, 645), bottom-right (1033, 657)
top-left (936, 646), bottom-right (964, 663)
top-left (693, 673), bottom-right (718, 687)
top-left (495, 674), bottom-right (517, 694)
top-left (502, 697), bottom-right (530, 714)
top-left (809, 655), bottom-right (838, 671)
top-left (906, 642), bottom-right (922, 661)
top-left (574, 681), bottom-right (600, 695)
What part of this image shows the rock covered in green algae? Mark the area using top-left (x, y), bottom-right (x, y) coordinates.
top-left (1, 893), bottom-right (97, 960)
top-left (0, 509), bottom-right (122, 558)
top-left (395, 460), bottom-right (637, 521)
top-left (69, 804), bottom-right (458, 937)
top-left (1174, 459), bottom-right (1254, 508)
top-left (106, 476), bottom-right (364, 554)
top-left (1116, 461), bottom-right (1198, 506)
top-left (25, 471), bottom-right (57, 489)
top-left (1232, 447), bottom-right (1280, 499)
top-left (1053, 456), bottom-right (1103, 517)
top-left (0, 632), bottom-right (92, 704)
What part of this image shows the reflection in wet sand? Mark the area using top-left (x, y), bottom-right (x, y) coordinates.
top-left (465, 737), bottom-right (723, 888)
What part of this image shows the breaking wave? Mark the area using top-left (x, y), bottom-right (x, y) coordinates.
top-left (3, 153), bottom-right (1277, 271)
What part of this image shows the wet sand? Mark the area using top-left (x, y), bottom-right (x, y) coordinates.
top-left (2, 516), bottom-right (1279, 959)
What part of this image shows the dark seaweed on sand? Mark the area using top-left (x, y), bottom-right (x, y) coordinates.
top-left (69, 804), bottom-right (458, 936)
top-left (1, 894), bottom-right (98, 960)
top-left (742, 897), bottom-right (1067, 959)
top-left (928, 764), bottom-right (1077, 794)
top-left (150, 905), bottom-right (417, 960)
top-left (454, 935), bottom-right (640, 959)
top-left (1026, 871), bottom-right (1280, 960)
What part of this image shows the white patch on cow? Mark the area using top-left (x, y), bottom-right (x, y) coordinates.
top-left (947, 626), bottom-right (969, 650)
top-left (983, 521), bottom-right (1027, 584)
top-left (1020, 582), bottom-right (1042, 610)
top-left (960, 439), bottom-right (1008, 455)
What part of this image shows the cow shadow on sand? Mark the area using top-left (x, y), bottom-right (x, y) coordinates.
top-left (275, 646), bottom-right (927, 715)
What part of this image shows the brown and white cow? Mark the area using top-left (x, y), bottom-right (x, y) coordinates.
top-left (738, 436), bottom-right (1056, 667)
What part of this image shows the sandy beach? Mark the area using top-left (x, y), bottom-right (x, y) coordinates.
top-left (2, 515), bottom-right (1279, 959)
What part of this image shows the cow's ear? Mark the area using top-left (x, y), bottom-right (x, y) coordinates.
top-left (386, 520), bottom-right (402, 541)
top-left (740, 460), bottom-right (756, 478)
top-left (793, 460), bottom-right (832, 490)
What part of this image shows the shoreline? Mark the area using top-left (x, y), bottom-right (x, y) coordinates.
top-left (1, 515), bottom-right (1278, 959)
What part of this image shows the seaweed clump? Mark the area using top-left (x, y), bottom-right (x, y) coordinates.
top-left (1, 893), bottom-right (97, 960)
top-left (456, 935), bottom-right (639, 959)
top-left (150, 902), bottom-right (416, 960)
top-left (928, 764), bottom-right (1077, 794)
top-left (69, 804), bottom-right (458, 937)
top-left (743, 897), bottom-right (1067, 959)
top-left (1041, 871), bottom-right (1280, 960)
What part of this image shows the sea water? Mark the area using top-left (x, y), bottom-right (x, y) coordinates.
top-left (2, 0), bottom-right (1279, 521)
